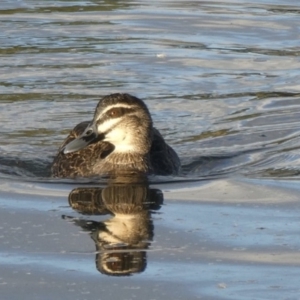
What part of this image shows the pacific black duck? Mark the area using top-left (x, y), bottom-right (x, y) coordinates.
top-left (51, 93), bottom-right (180, 177)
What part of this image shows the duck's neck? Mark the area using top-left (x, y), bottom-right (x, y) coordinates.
top-left (93, 151), bottom-right (150, 174)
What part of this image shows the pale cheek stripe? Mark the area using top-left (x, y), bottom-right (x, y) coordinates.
top-left (97, 118), bottom-right (120, 133)
top-left (96, 104), bottom-right (134, 121)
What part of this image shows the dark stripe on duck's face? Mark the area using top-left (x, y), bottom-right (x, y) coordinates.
top-left (106, 107), bottom-right (127, 118)
top-left (94, 107), bottom-right (137, 133)
top-left (97, 107), bottom-right (137, 123)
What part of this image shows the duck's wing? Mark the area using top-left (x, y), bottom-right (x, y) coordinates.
top-left (51, 121), bottom-right (113, 178)
top-left (57, 121), bottom-right (90, 151)
top-left (150, 128), bottom-right (181, 175)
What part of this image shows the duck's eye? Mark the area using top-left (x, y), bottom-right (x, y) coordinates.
top-left (107, 108), bottom-right (122, 118)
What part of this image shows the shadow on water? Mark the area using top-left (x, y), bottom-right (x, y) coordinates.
top-left (2, 122), bottom-right (300, 182)
top-left (1, 0), bottom-right (133, 14)
top-left (0, 156), bottom-right (52, 178)
top-left (0, 148), bottom-right (277, 183)
top-left (63, 182), bottom-right (163, 276)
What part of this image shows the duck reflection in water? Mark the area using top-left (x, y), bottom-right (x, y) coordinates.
top-left (63, 180), bottom-right (163, 276)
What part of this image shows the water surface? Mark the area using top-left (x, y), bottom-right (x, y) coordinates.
top-left (1, 1), bottom-right (300, 299)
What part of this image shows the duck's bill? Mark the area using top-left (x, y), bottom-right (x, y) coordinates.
top-left (63, 126), bottom-right (100, 154)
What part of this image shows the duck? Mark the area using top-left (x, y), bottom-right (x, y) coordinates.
top-left (51, 93), bottom-right (180, 178)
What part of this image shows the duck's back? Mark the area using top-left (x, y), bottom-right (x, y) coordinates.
top-left (149, 128), bottom-right (181, 176)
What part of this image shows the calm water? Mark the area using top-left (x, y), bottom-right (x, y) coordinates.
top-left (1, 1), bottom-right (300, 299)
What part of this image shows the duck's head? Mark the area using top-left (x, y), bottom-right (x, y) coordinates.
top-left (63, 93), bottom-right (153, 155)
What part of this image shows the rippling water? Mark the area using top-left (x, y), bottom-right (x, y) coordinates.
top-left (1, 1), bottom-right (300, 299)
top-left (1, 0), bottom-right (300, 180)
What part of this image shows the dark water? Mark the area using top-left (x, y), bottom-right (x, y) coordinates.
top-left (1, 1), bottom-right (300, 300)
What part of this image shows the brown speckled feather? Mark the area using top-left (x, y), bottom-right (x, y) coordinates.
top-left (51, 121), bottom-right (114, 177)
